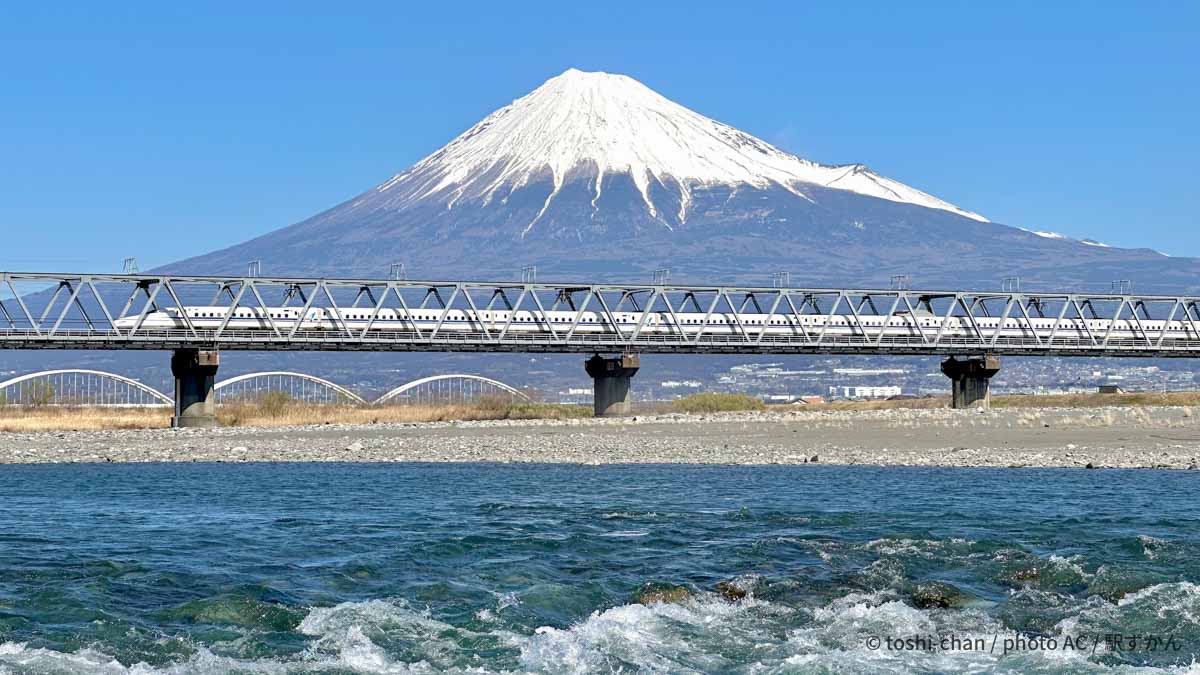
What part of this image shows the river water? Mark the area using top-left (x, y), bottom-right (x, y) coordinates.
top-left (0, 463), bottom-right (1198, 673)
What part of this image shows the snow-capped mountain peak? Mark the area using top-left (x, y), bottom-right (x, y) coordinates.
top-left (169, 70), bottom-right (1200, 295)
top-left (376, 68), bottom-right (987, 231)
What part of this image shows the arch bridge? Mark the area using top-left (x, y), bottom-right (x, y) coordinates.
top-left (0, 369), bottom-right (529, 409)
top-left (376, 374), bottom-right (531, 405)
top-left (0, 369), bottom-right (172, 407)
top-left (215, 371), bottom-right (366, 404)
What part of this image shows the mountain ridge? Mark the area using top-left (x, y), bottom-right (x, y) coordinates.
top-left (164, 68), bottom-right (1199, 293)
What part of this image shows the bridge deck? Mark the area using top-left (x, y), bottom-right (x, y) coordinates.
top-left (1, 328), bottom-right (1199, 357)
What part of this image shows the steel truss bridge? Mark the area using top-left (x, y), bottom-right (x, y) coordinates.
top-left (3, 271), bottom-right (1200, 357)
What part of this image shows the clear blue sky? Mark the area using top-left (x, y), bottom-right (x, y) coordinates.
top-left (1, 1), bottom-right (1196, 271)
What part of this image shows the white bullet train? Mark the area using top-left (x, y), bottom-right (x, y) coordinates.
top-left (111, 305), bottom-right (1200, 341)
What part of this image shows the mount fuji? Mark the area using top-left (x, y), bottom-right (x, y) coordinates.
top-left (167, 69), bottom-right (1198, 292)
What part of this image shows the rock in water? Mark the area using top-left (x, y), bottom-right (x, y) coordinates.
top-left (909, 581), bottom-right (970, 609)
top-left (715, 580), bottom-right (748, 601)
top-left (634, 583), bottom-right (692, 605)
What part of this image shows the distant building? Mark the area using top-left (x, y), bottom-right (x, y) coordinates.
top-left (830, 385), bottom-right (902, 400)
top-left (660, 380), bottom-right (702, 389)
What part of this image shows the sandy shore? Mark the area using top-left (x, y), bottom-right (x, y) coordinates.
top-left (3, 406), bottom-right (1200, 469)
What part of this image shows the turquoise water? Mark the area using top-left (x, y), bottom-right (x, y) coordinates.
top-left (0, 463), bottom-right (1198, 673)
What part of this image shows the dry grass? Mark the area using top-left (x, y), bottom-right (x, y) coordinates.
top-left (797, 397), bottom-right (950, 412)
top-left (781, 391), bottom-right (1200, 412)
top-left (672, 392), bottom-right (766, 413)
top-left (216, 396), bottom-right (590, 427)
top-left (5, 390), bottom-right (1200, 432)
top-left (991, 391), bottom-right (1200, 409)
top-left (0, 395), bottom-right (591, 432)
top-left (0, 406), bottom-right (172, 432)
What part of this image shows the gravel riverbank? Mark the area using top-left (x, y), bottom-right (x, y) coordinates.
top-left (4, 406), bottom-right (1200, 468)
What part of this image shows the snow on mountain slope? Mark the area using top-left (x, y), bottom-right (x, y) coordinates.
top-left (164, 67), bottom-right (1200, 293)
top-left (373, 69), bottom-right (987, 232)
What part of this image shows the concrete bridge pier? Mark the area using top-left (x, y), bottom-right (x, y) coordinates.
top-left (585, 354), bottom-right (639, 417)
top-left (171, 348), bottom-right (220, 428)
top-left (941, 355), bottom-right (1000, 409)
